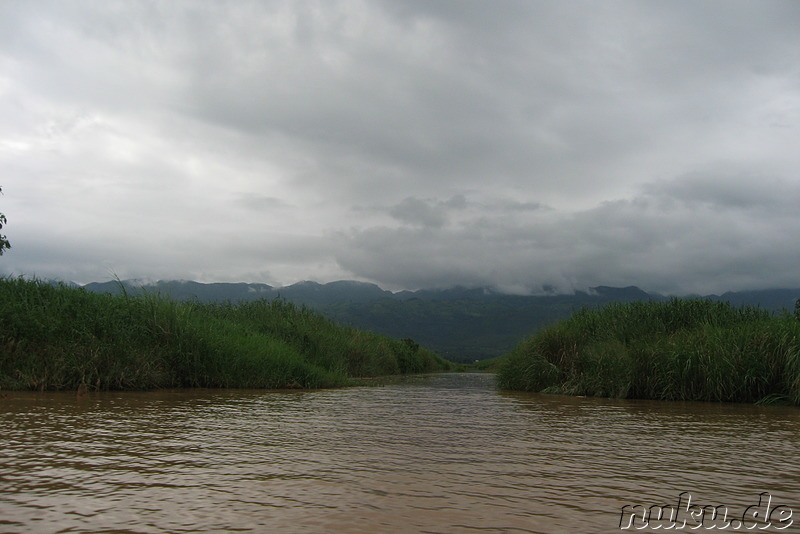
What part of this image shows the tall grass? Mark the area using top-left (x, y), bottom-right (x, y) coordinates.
top-left (0, 277), bottom-right (450, 391)
top-left (496, 298), bottom-right (800, 405)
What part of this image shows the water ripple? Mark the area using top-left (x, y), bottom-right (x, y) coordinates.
top-left (1, 373), bottom-right (799, 533)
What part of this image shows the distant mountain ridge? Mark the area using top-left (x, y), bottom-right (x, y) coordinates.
top-left (82, 279), bottom-right (800, 362)
top-left (82, 279), bottom-right (395, 306)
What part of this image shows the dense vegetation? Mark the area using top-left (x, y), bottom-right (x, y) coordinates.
top-left (85, 281), bottom-right (662, 362)
top-left (83, 280), bottom-right (800, 362)
top-left (0, 277), bottom-right (450, 391)
top-left (496, 298), bottom-right (800, 405)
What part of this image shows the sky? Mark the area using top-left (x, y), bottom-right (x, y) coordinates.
top-left (1, 0), bottom-right (799, 295)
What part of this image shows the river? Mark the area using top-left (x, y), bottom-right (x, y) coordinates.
top-left (1, 373), bottom-right (798, 533)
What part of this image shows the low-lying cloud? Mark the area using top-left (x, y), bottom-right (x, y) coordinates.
top-left (336, 173), bottom-right (800, 295)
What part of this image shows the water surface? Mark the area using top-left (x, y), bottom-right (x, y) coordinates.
top-left (1, 373), bottom-right (798, 533)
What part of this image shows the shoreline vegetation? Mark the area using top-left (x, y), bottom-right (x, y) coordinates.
top-left (0, 277), bottom-right (451, 392)
top-left (496, 298), bottom-right (800, 406)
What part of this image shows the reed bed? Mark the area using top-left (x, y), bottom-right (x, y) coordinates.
top-left (496, 298), bottom-right (800, 405)
top-left (0, 277), bottom-right (450, 391)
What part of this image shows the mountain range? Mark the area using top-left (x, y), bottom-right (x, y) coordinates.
top-left (82, 279), bottom-right (800, 362)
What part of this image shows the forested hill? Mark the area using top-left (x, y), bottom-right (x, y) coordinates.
top-left (82, 280), bottom-right (800, 362)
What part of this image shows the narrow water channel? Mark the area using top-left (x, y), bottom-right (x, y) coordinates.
top-left (1, 373), bottom-right (798, 533)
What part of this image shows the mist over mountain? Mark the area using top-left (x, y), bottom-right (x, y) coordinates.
top-left (82, 279), bottom-right (393, 306)
top-left (82, 279), bottom-right (800, 362)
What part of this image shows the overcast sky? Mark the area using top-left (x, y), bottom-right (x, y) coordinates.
top-left (1, 0), bottom-right (799, 295)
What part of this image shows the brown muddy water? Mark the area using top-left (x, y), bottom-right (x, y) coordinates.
top-left (1, 372), bottom-right (798, 534)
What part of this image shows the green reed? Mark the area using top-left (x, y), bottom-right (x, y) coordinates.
top-left (496, 298), bottom-right (800, 405)
top-left (0, 277), bottom-right (450, 391)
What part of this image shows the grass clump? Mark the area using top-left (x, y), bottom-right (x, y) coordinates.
top-left (496, 298), bottom-right (800, 405)
top-left (0, 277), bottom-right (450, 391)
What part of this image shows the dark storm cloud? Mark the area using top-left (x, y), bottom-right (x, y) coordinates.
top-left (1, 1), bottom-right (799, 292)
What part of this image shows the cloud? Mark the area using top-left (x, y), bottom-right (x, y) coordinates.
top-left (387, 196), bottom-right (471, 228)
top-left (644, 170), bottom-right (800, 212)
top-left (236, 195), bottom-right (291, 212)
top-left (336, 172), bottom-right (800, 294)
top-left (1, 1), bottom-right (799, 293)
top-left (389, 197), bottom-right (446, 228)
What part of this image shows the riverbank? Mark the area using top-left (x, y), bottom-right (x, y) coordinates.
top-left (496, 298), bottom-right (800, 405)
top-left (0, 277), bottom-right (450, 391)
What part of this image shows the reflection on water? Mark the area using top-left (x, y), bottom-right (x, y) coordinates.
top-left (1, 373), bottom-right (798, 533)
